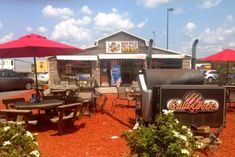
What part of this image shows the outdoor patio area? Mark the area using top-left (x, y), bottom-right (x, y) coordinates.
top-left (0, 89), bottom-right (135, 157)
top-left (0, 89), bottom-right (235, 157)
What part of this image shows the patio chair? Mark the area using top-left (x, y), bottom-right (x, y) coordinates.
top-left (111, 86), bottom-right (135, 113)
top-left (64, 95), bottom-right (82, 104)
top-left (228, 88), bottom-right (235, 108)
top-left (0, 109), bottom-right (37, 127)
top-left (50, 102), bottom-right (85, 134)
top-left (2, 98), bottom-right (25, 109)
top-left (78, 91), bottom-right (96, 115)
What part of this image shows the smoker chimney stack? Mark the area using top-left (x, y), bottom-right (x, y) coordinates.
top-left (192, 39), bottom-right (199, 70)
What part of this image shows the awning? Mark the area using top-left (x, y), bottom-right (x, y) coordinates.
top-left (151, 54), bottom-right (185, 59)
top-left (99, 54), bottom-right (146, 59)
top-left (56, 55), bottom-right (98, 61)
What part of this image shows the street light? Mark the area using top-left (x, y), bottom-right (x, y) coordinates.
top-left (166, 8), bottom-right (174, 49)
top-left (152, 31), bottom-right (155, 46)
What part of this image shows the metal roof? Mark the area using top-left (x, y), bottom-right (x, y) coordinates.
top-left (56, 55), bottom-right (98, 61)
top-left (98, 54), bottom-right (146, 59)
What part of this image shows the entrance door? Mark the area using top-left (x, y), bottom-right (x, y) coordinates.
top-left (121, 60), bottom-right (143, 85)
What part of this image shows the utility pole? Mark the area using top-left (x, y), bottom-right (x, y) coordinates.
top-left (153, 31), bottom-right (156, 46)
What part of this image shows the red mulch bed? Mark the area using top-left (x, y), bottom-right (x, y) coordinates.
top-left (1, 90), bottom-right (235, 157)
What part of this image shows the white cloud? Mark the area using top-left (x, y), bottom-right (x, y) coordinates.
top-left (229, 41), bottom-right (235, 47)
top-left (185, 22), bottom-right (196, 32)
top-left (137, 0), bottom-right (173, 8)
top-left (174, 8), bottom-right (184, 14)
top-left (38, 26), bottom-right (48, 34)
top-left (51, 18), bottom-right (91, 42)
top-left (80, 5), bottom-right (92, 15)
top-left (137, 19), bottom-right (148, 28)
top-left (42, 5), bottom-right (74, 19)
top-left (0, 33), bottom-right (14, 43)
top-left (226, 15), bottom-right (233, 23)
top-left (26, 27), bottom-right (33, 32)
top-left (180, 16), bottom-right (235, 57)
top-left (201, 0), bottom-right (222, 9)
top-left (94, 8), bottom-right (135, 32)
top-left (76, 16), bottom-right (92, 26)
top-left (0, 21), bottom-right (3, 29)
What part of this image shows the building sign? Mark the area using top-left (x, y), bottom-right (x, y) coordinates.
top-left (106, 41), bottom-right (121, 53)
top-left (166, 91), bottom-right (219, 114)
top-left (36, 60), bottom-right (48, 73)
top-left (106, 41), bottom-right (138, 53)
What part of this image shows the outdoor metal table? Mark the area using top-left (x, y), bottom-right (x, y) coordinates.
top-left (12, 99), bottom-right (64, 123)
top-left (50, 85), bottom-right (79, 97)
top-left (13, 99), bottom-right (64, 110)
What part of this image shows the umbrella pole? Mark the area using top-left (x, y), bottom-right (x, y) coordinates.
top-left (34, 57), bottom-right (39, 96)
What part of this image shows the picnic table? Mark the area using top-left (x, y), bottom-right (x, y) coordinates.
top-left (13, 99), bottom-right (64, 110)
top-left (50, 85), bottom-right (79, 97)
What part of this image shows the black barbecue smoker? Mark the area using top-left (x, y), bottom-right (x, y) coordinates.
top-left (137, 68), bottom-right (226, 128)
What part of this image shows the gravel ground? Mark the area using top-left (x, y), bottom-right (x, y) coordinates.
top-left (0, 90), bottom-right (235, 157)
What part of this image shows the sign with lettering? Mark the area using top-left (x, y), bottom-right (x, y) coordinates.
top-left (121, 41), bottom-right (138, 52)
top-left (166, 91), bottom-right (219, 113)
top-left (36, 60), bottom-right (48, 73)
top-left (106, 41), bottom-right (138, 53)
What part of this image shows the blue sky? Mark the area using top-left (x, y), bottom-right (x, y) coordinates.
top-left (0, 0), bottom-right (235, 60)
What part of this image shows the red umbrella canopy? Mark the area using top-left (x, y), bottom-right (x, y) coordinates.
top-left (0, 33), bottom-right (83, 58)
top-left (201, 49), bottom-right (235, 61)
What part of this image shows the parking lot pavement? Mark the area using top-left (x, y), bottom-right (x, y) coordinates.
top-left (0, 90), bottom-right (31, 99)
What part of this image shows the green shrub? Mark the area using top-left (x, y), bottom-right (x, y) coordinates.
top-left (0, 123), bottom-right (40, 157)
top-left (122, 110), bottom-right (198, 157)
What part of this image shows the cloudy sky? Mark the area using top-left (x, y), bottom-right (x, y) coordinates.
top-left (0, 0), bottom-right (235, 59)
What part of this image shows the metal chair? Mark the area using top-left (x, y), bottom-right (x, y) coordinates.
top-left (78, 91), bottom-right (96, 115)
top-left (228, 88), bottom-right (235, 108)
top-left (111, 86), bottom-right (135, 113)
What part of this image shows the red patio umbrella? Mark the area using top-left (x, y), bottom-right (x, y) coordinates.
top-left (201, 48), bottom-right (235, 83)
top-left (0, 33), bottom-right (83, 95)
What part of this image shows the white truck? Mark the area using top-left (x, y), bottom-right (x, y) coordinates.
top-left (0, 59), bottom-right (32, 76)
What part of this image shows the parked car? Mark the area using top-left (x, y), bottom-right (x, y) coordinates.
top-left (0, 69), bottom-right (34, 91)
top-left (204, 70), bottom-right (218, 82)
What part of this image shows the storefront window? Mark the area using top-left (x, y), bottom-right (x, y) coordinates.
top-left (58, 61), bottom-right (92, 85)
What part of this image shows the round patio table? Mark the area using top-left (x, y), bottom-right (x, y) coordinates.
top-left (13, 99), bottom-right (64, 110)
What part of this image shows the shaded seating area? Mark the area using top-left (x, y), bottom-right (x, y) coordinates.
top-left (0, 96), bottom-right (86, 134)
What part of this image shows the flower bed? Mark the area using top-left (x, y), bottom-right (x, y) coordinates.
top-left (0, 123), bottom-right (40, 157)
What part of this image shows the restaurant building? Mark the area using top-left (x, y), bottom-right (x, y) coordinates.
top-left (48, 30), bottom-right (191, 87)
